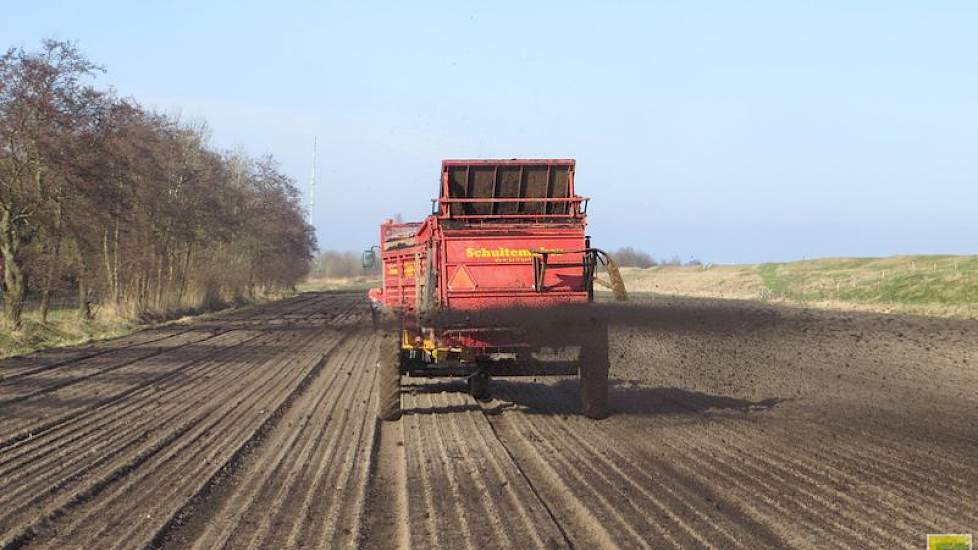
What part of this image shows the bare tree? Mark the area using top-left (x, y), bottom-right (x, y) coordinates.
top-left (611, 247), bottom-right (657, 268)
top-left (1, 40), bottom-right (316, 325)
top-left (0, 40), bottom-right (102, 327)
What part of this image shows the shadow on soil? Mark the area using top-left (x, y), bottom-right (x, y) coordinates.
top-left (400, 381), bottom-right (484, 416)
top-left (403, 378), bottom-right (783, 417)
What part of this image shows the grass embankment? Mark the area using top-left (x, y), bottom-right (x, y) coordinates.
top-left (0, 307), bottom-right (135, 360)
top-left (621, 255), bottom-right (978, 318)
top-left (301, 262), bottom-right (978, 318)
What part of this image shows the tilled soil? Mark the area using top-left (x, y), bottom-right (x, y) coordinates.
top-left (0, 292), bottom-right (975, 549)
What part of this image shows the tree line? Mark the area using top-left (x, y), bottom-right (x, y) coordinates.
top-left (0, 40), bottom-right (316, 328)
top-left (310, 250), bottom-right (379, 280)
top-left (609, 247), bottom-right (702, 268)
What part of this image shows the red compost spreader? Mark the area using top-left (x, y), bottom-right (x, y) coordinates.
top-left (365, 159), bottom-right (626, 420)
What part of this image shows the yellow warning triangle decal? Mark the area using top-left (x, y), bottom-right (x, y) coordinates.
top-left (449, 265), bottom-right (476, 290)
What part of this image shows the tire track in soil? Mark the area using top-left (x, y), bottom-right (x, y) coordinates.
top-left (385, 378), bottom-right (567, 550)
top-left (360, 413), bottom-right (410, 549)
top-left (487, 397), bottom-right (738, 549)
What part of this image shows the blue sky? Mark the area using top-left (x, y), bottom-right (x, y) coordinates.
top-left (4, 1), bottom-right (976, 263)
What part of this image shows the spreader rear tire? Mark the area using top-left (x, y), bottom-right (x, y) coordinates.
top-left (467, 370), bottom-right (491, 401)
top-left (377, 332), bottom-right (402, 421)
top-left (579, 319), bottom-right (610, 419)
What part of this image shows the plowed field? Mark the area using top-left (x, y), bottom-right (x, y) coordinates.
top-left (1, 292), bottom-right (975, 548)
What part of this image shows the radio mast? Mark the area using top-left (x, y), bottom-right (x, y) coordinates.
top-left (308, 137), bottom-right (317, 222)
